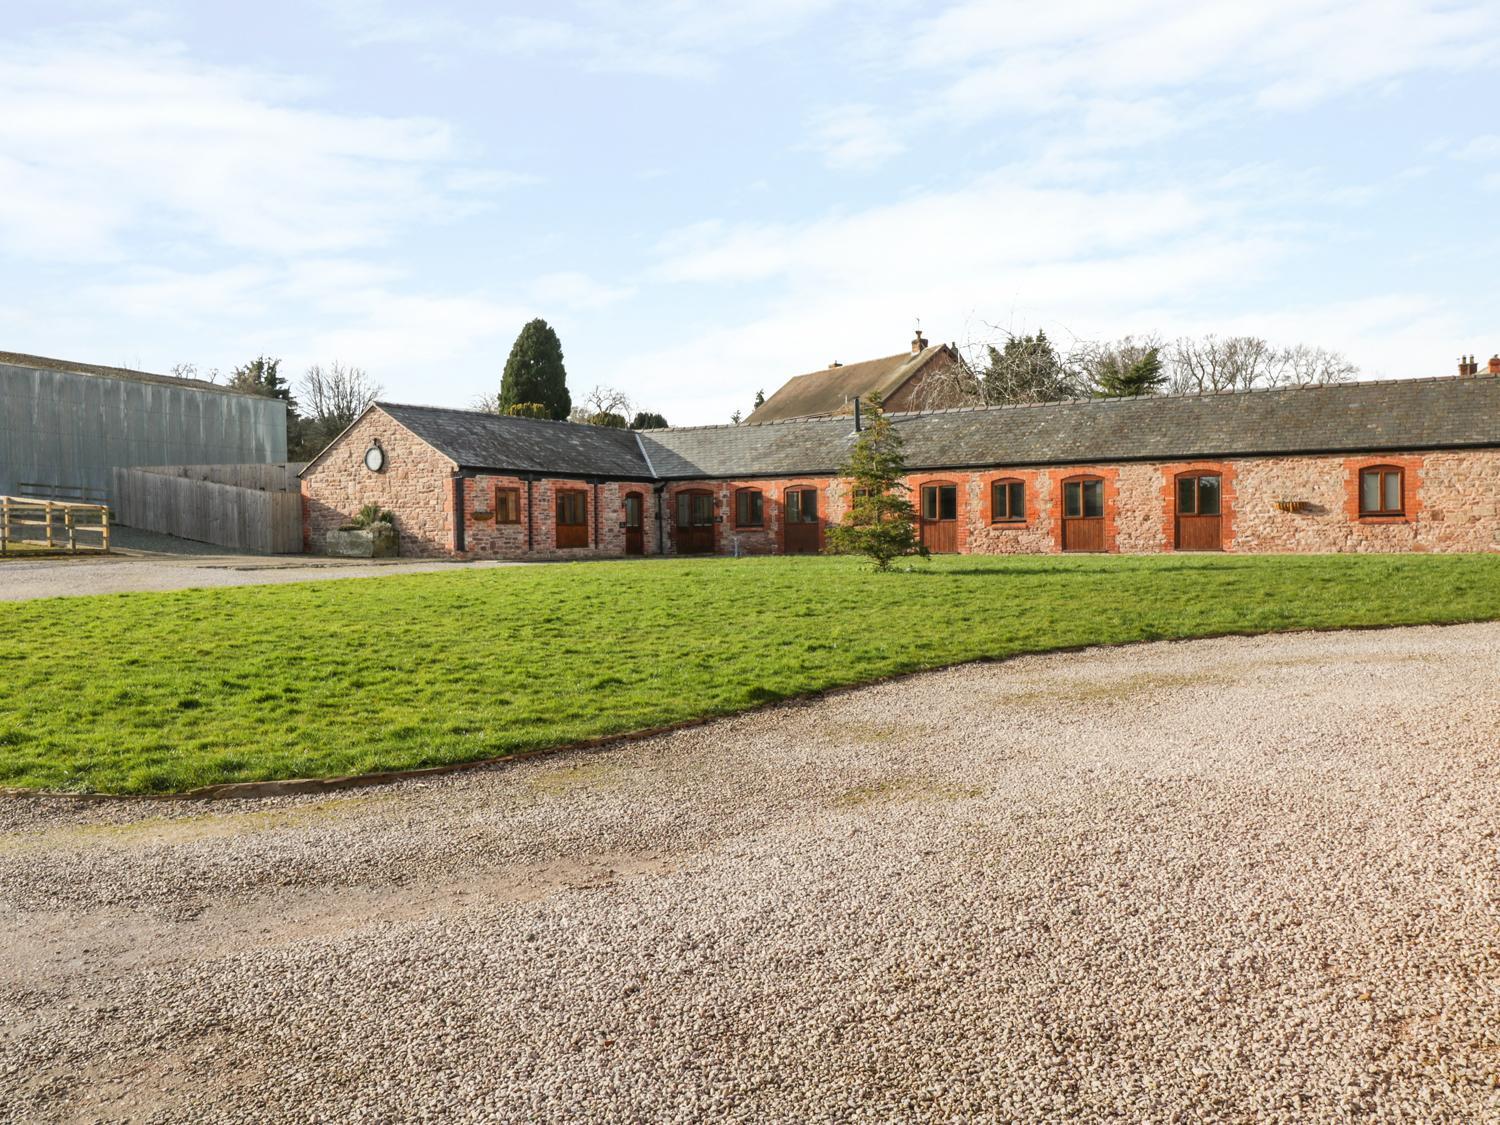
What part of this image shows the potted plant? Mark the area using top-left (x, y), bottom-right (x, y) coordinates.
top-left (326, 504), bottom-right (399, 558)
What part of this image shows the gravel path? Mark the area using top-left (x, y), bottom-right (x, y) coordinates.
top-left (0, 553), bottom-right (520, 601)
top-left (2, 625), bottom-right (1497, 1122)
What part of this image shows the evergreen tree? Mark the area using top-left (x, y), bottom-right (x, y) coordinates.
top-left (587, 411), bottom-right (628, 428)
top-left (498, 319), bottom-right (571, 420)
top-left (980, 330), bottom-right (1078, 404)
top-left (630, 411), bottom-right (668, 429)
top-left (229, 356), bottom-right (295, 407)
top-left (753, 389), bottom-right (765, 410)
top-left (825, 394), bottom-right (924, 571)
top-left (1092, 344), bottom-right (1166, 397)
top-left (504, 402), bottom-right (550, 419)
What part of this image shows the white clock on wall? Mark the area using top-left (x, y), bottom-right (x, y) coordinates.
top-left (364, 442), bottom-right (386, 472)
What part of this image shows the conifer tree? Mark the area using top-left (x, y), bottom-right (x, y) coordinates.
top-left (825, 394), bottom-right (924, 571)
top-left (498, 319), bottom-right (571, 420)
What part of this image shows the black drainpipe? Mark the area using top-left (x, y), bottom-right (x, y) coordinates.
top-left (593, 479), bottom-right (601, 549)
top-left (654, 482), bottom-right (667, 554)
top-left (854, 396), bottom-right (863, 431)
top-left (525, 476), bottom-right (535, 551)
top-left (452, 473), bottom-right (468, 553)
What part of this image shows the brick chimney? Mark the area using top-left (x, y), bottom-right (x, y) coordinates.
top-left (1458, 354), bottom-right (1478, 376)
top-left (912, 329), bottom-right (928, 354)
top-left (1489, 354), bottom-right (1500, 376)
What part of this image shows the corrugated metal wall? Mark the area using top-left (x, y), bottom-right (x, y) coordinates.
top-left (0, 360), bottom-right (288, 502)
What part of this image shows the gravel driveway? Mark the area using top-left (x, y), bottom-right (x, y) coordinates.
top-left (2, 625), bottom-right (1497, 1122)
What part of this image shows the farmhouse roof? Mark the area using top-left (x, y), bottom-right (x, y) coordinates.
top-left (0, 350), bottom-right (260, 397)
top-left (360, 376), bottom-right (1498, 482)
top-left (745, 344), bottom-right (954, 423)
top-left (376, 402), bottom-right (655, 479)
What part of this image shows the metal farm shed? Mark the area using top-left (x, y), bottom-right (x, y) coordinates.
top-left (0, 351), bottom-right (287, 503)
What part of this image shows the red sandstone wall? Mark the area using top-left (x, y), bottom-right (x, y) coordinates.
top-left (301, 409), bottom-right (458, 557)
top-left (460, 475), bottom-right (661, 559)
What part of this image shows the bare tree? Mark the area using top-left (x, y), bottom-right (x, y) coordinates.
top-left (169, 362), bottom-right (219, 383)
top-left (580, 385), bottom-right (632, 417)
top-left (1168, 335), bottom-right (1356, 393)
top-left (903, 352), bottom-right (985, 410)
top-left (300, 362), bottom-right (383, 436)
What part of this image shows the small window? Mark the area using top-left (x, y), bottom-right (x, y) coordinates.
top-left (1064, 478), bottom-right (1104, 519)
top-left (1177, 474), bottom-right (1221, 517)
top-left (921, 484), bottom-right (957, 520)
top-left (734, 489), bottom-right (764, 528)
top-left (991, 480), bottom-right (1025, 522)
top-left (557, 491), bottom-right (587, 526)
top-left (1360, 467), bottom-right (1404, 516)
top-left (787, 489), bottom-right (817, 523)
top-left (494, 486), bottom-right (520, 524)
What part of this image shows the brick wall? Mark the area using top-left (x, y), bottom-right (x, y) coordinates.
top-left (301, 408), bottom-right (457, 557)
top-left (460, 475), bottom-right (661, 560)
top-left (661, 478), bottom-right (841, 555)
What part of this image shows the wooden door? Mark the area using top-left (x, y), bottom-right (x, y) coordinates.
top-left (1061, 478), bottom-right (1105, 552)
top-left (624, 492), bottom-right (644, 555)
top-left (919, 484), bottom-right (958, 553)
top-left (1175, 473), bottom-right (1222, 551)
top-left (556, 490), bottom-right (588, 549)
top-left (784, 488), bottom-right (820, 554)
top-left (674, 490), bottom-right (715, 554)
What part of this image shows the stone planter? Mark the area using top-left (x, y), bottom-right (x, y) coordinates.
top-left (326, 524), bottom-right (399, 558)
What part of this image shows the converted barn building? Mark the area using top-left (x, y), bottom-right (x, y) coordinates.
top-left (746, 330), bottom-right (968, 423)
top-left (0, 351), bottom-right (287, 503)
top-left (301, 372), bottom-right (1500, 559)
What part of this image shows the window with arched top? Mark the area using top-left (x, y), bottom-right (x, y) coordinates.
top-left (1359, 466), bottom-right (1404, 516)
top-left (991, 478), bottom-right (1025, 523)
top-left (733, 488), bottom-right (764, 528)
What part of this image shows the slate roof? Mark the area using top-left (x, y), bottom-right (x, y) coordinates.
top-left (377, 403), bottom-right (654, 478)
top-left (364, 377), bottom-right (1499, 482)
top-left (745, 345), bottom-right (953, 423)
top-left (641, 376), bottom-right (1500, 478)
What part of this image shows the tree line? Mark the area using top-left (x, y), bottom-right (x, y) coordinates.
top-left (926, 330), bottom-right (1359, 408)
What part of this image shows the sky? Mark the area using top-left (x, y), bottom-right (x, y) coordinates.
top-left (4, 1), bottom-right (1499, 425)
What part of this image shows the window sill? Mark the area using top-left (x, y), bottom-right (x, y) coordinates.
top-left (733, 524), bottom-right (764, 531)
top-left (1357, 514), bottom-right (1408, 524)
top-left (990, 520), bottom-right (1029, 528)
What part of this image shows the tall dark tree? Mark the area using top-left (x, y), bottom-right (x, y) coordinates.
top-left (753, 389), bottom-right (765, 410)
top-left (499, 319), bottom-right (571, 420)
top-left (979, 330), bottom-right (1078, 404)
top-left (825, 394), bottom-right (924, 571)
top-left (229, 356), bottom-right (308, 456)
top-left (630, 411), bottom-right (668, 429)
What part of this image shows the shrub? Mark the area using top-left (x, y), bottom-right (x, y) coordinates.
top-left (352, 503), bottom-right (395, 529)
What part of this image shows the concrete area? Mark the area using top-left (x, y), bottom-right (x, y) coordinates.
top-left (2, 625), bottom-right (1497, 1121)
top-left (0, 525), bottom-right (521, 600)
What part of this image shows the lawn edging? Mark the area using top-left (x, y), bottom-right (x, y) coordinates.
top-left (4, 618), bottom-right (1491, 803)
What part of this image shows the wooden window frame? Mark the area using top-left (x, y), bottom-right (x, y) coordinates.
top-left (920, 482), bottom-right (958, 522)
top-left (785, 487), bottom-right (818, 524)
top-left (1063, 476), bottom-right (1105, 520)
top-left (556, 490), bottom-right (588, 526)
top-left (1358, 466), bottom-right (1404, 517)
top-left (493, 485), bottom-right (521, 524)
top-left (990, 478), bottom-right (1025, 524)
top-left (733, 488), bottom-right (764, 529)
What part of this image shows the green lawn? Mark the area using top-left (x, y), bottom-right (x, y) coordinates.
top-left (3, 553), bottom-right (1498, 794)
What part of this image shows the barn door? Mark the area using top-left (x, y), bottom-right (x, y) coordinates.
top-left (675, 490), bottom-right (715, 554)
top-left (1175, 474), bottom-right (1222, 551)
top-left (1061, 478), bottom-right (1105, 552)
top-left (556, 490), bottom-right (588, 549)
top-left (784, 488), bottom-right (820, 554)
top-left (624, 492), bottom-right (644, 555)
top-left (919, 484), bottom-right (958, 553)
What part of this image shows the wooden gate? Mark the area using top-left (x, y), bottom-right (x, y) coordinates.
top-left (624, 492), bottom-right (645, 555)
top-left (1175, 473), bottom-right (1222, 551)
top-left (783, 488), bottom-right (820, 554)
top-left (556, 490), bottom-right (589, 549)
top-left (1061, 477), bottom-right (1106, 552)
top-left (919, 483), bottom-right (958, 553)
top-left (675, 490), bottom-right (715, 554)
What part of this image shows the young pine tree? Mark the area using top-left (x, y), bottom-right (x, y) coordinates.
top-left (498, 319), bottom-right (571, 420)
top-left (825, 394), bottom-right (925, 571)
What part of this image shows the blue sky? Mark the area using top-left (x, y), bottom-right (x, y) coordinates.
top-left (4, 1), bottom-right (1498, 424)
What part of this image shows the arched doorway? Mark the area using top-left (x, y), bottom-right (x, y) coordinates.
top-left (1061, 476), bottom-right (1105, 552)
top-left (918, 482), bottom-right (958, 553)
top-left (1175, 472), bottom-right (1222, 551)
top-left (623, 492), bottom-right (645, 555)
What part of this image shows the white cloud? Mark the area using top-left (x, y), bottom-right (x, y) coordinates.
top-left (530, 271), bottom-right (636, 310)
top-left (0, 38), bottom-right (519, 262)
top-left (807, 104), bottom-right (907, 170)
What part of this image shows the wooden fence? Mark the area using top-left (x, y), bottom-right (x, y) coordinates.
top-left (0, 496), bottom-right (111, 554)
top-left (112, 464), bottom-right (306, 555)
